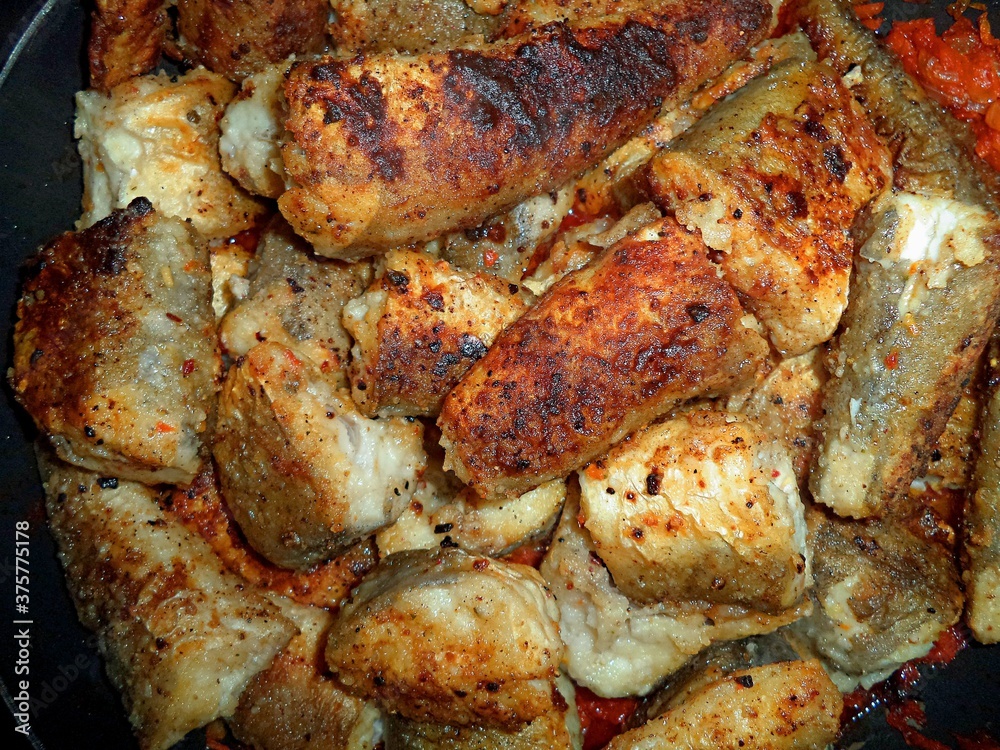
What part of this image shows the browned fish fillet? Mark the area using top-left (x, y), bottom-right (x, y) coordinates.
top-left (965, 331), bottom-right (1000, 643)
top-left (9, 199), bottom-right (219, 486)
top-left (278, 0), bottom-right (773, 258)
top-left (606, 660), bottom-right (842, 750)
top-left (343, 249), bottom-right (531, 417)
top-left (88, 0), bottom-right (168, 92)
top-left (793, 0), bottom-right (1000, 518)
top-left (643, 56), bottom-right (891, 356)
top-left (175, 0), bottom-right (330, 81)
top-left (438, 216), bottom-right (769, 500)
top-left (42, 456), bottom-right (294, 750)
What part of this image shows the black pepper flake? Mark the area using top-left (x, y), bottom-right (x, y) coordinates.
top-left (508, 283), bottom-right (519, 294)
top-left (458, 334), bottom-right (487, 361)
top-left (735, 675), bottom-right (754, 688)
top-left (286, 277), bottom-right (305, 294)
top-left (645, 473), bottom-right (661, 495)
top-left (356, 381), bottom-right (367, 391)
top-left (516, 458), bottom-right (531, 470)
top-left (428, 340), bottom-right (442, 353)
top-left (687, 304), bottom-right (711, 324)
top-left (155, 637), bottom-right (168, 650)
top-left (30, 348), bottom-right (43, 364)
top-left (434, 523), bottom-right (454, 534)
top-left (606, 487), bottom-right (615, 495)
top-left (440, 536), bottom-right (459, 548)
top-left (97, 477), bottom-right (119, 489)
top-left (931, 449), bottom-right (942, 462)
top-left (373, 675), bottom-right (386, 687)
top-left (84, 426), bottom-right (96, 438)
top-left (732, 208), bottom-right (743, 220)
top-left (387, 270), bottom-right (410, 288)
top-left (485, 682), bottom-right (500, 693)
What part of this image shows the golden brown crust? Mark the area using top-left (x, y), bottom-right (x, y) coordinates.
top-left (438, 217), bottom-right (769, 500)
top-left (88, 0), bottom-right (169, 92)
top-left (10, 199), bottom-right (220, 485)
top-left (175, 0), bottom-right (330, 81)
top-left (343, 250), bottom-right (530, 417)
top-left (278, 0), bottom-right (773, 256)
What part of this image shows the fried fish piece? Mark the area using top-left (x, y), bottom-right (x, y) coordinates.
top-left (213, 341), bottom-right (426, 569)
top-left (438, 216), bottom-right (769, 501)
top-left (331, 0), bottom-right (501, 54)
top-left (606, 660), bottom-right (841, 750)
top-left (794, 0), bottom-right (1000, 518)
top-left (965, 332), bottom-right (1000, 643)
top-left (277, 0), bottom-right (773, 257)
top-left (76, 68), bottom-right (268, 241)
top-left (787, 504), bottom-right (962, 690)
top-left (175, 0), bottom-right (329, 81)
top-left (578, 411), bottom-right (808, 613)
top-left (220, 219), bottom-right (372, 388)
top-left (42, 456), bottom-right (294, 750)
top-left (88, 0), bottom-right (169, 92)
top-left (383, 674), bottom-right (580, 750)
top-left (643, 56), bottom-right (891, 356)
top-left (343, 249), bottom-right (530, 417)
top-left (541, 491), bottom-right (809, 698)
top-left (326, 548), bottom-right (565, 730)
top-left (10, 199), bottom-right (219, 486)
top-left (231, 599), bottom-right (382, 750)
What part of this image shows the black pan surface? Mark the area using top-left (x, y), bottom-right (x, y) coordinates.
top-left (1, 1), bottom-right (1000, 748)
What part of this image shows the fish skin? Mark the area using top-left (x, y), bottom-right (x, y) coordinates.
top-left (794, 0), bottom-right (1000, 518)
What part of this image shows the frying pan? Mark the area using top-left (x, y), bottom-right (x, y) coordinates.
top-left (1, 1), bottom-right (999, 748)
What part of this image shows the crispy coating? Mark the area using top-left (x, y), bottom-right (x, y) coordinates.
top-left (332, 0), bottom-right (501, 54)
top-left (795, 0), bottom-right (1000, 519)
top-left (278, 0), bottom-right (773, 257)
top-left (231, 600), bottom-right (382, 750)
top-left (727, 349), bottom-right (827, 489)
top-left (965, 333), bottom-right (1000, 643)
top-left (541, 492), bottom-right (810, 698)
top-left (219, 62), bottom-right (291, 199)
top-left (10, 199), bottom-right (219, 485)
top-left (176, 0), bottom-right (329, 81)
top-left (220, 220), bottom-right (372, 388)
top-left (326, 548), bottom-right (564, 729)
top-left (579, 411), bottom-right (808, 613)
top-left (88, 0), bottom-right (168, 92)
top-left (644, 57), bottom-right (891, 356)
top-left (166, 471), bottom-right (378, 609)
top-left (438, 217), bottom-right (769, 500)
top-left (343, 250), bottom-right (530, 417)
top-left (383, 675), bottom-right (580, 750)
top-left (788, 505), bottom-right (962, 690)
top-left (606, 661), bottom-right (842, 750)
top-left (76, 68), bottom-right (267, 240)
top-left (42, 457), bottom-right (294, 750)
top-left (213, 341), bottom-right (426, 569)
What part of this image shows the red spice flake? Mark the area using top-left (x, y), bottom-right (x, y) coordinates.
top-left (154, 421), bottom-right (176, 434)
top-left (165, 312), bottom-right (182, 323)
top-left (227, 226), bottom-right (262, 254)
top-left (885, 350), bottom-right (900, 369)
top-left (771, 469), bottom-right (781, 478)
top-left (181, 358), bottom-right (196, 376)
top-left (585, 462), bottom-right (606, 481)
top-left (501, 539), bottom-right (548, 569)
top-left (182, 260), bottom-right (201, 273)
top-left (884, 11), bottom-right (1000, 170)
top-left (483, 249), bottom-right (499, 267)
top-left (575, 685), bottom-right (640, 750)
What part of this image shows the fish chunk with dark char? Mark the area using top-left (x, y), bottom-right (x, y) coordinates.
top-left (438, 216), bottom-right (769, 501)
top-left (88, 0), bottom-right (169, 92)
top-left (643, 56), bottom-right (891, 356)
top-left (278, 0), bottom-right (774, 257)
top-left (10, 199), bottom-right (220, 486)
top-left (343, 249), bottom-right (531, 417)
